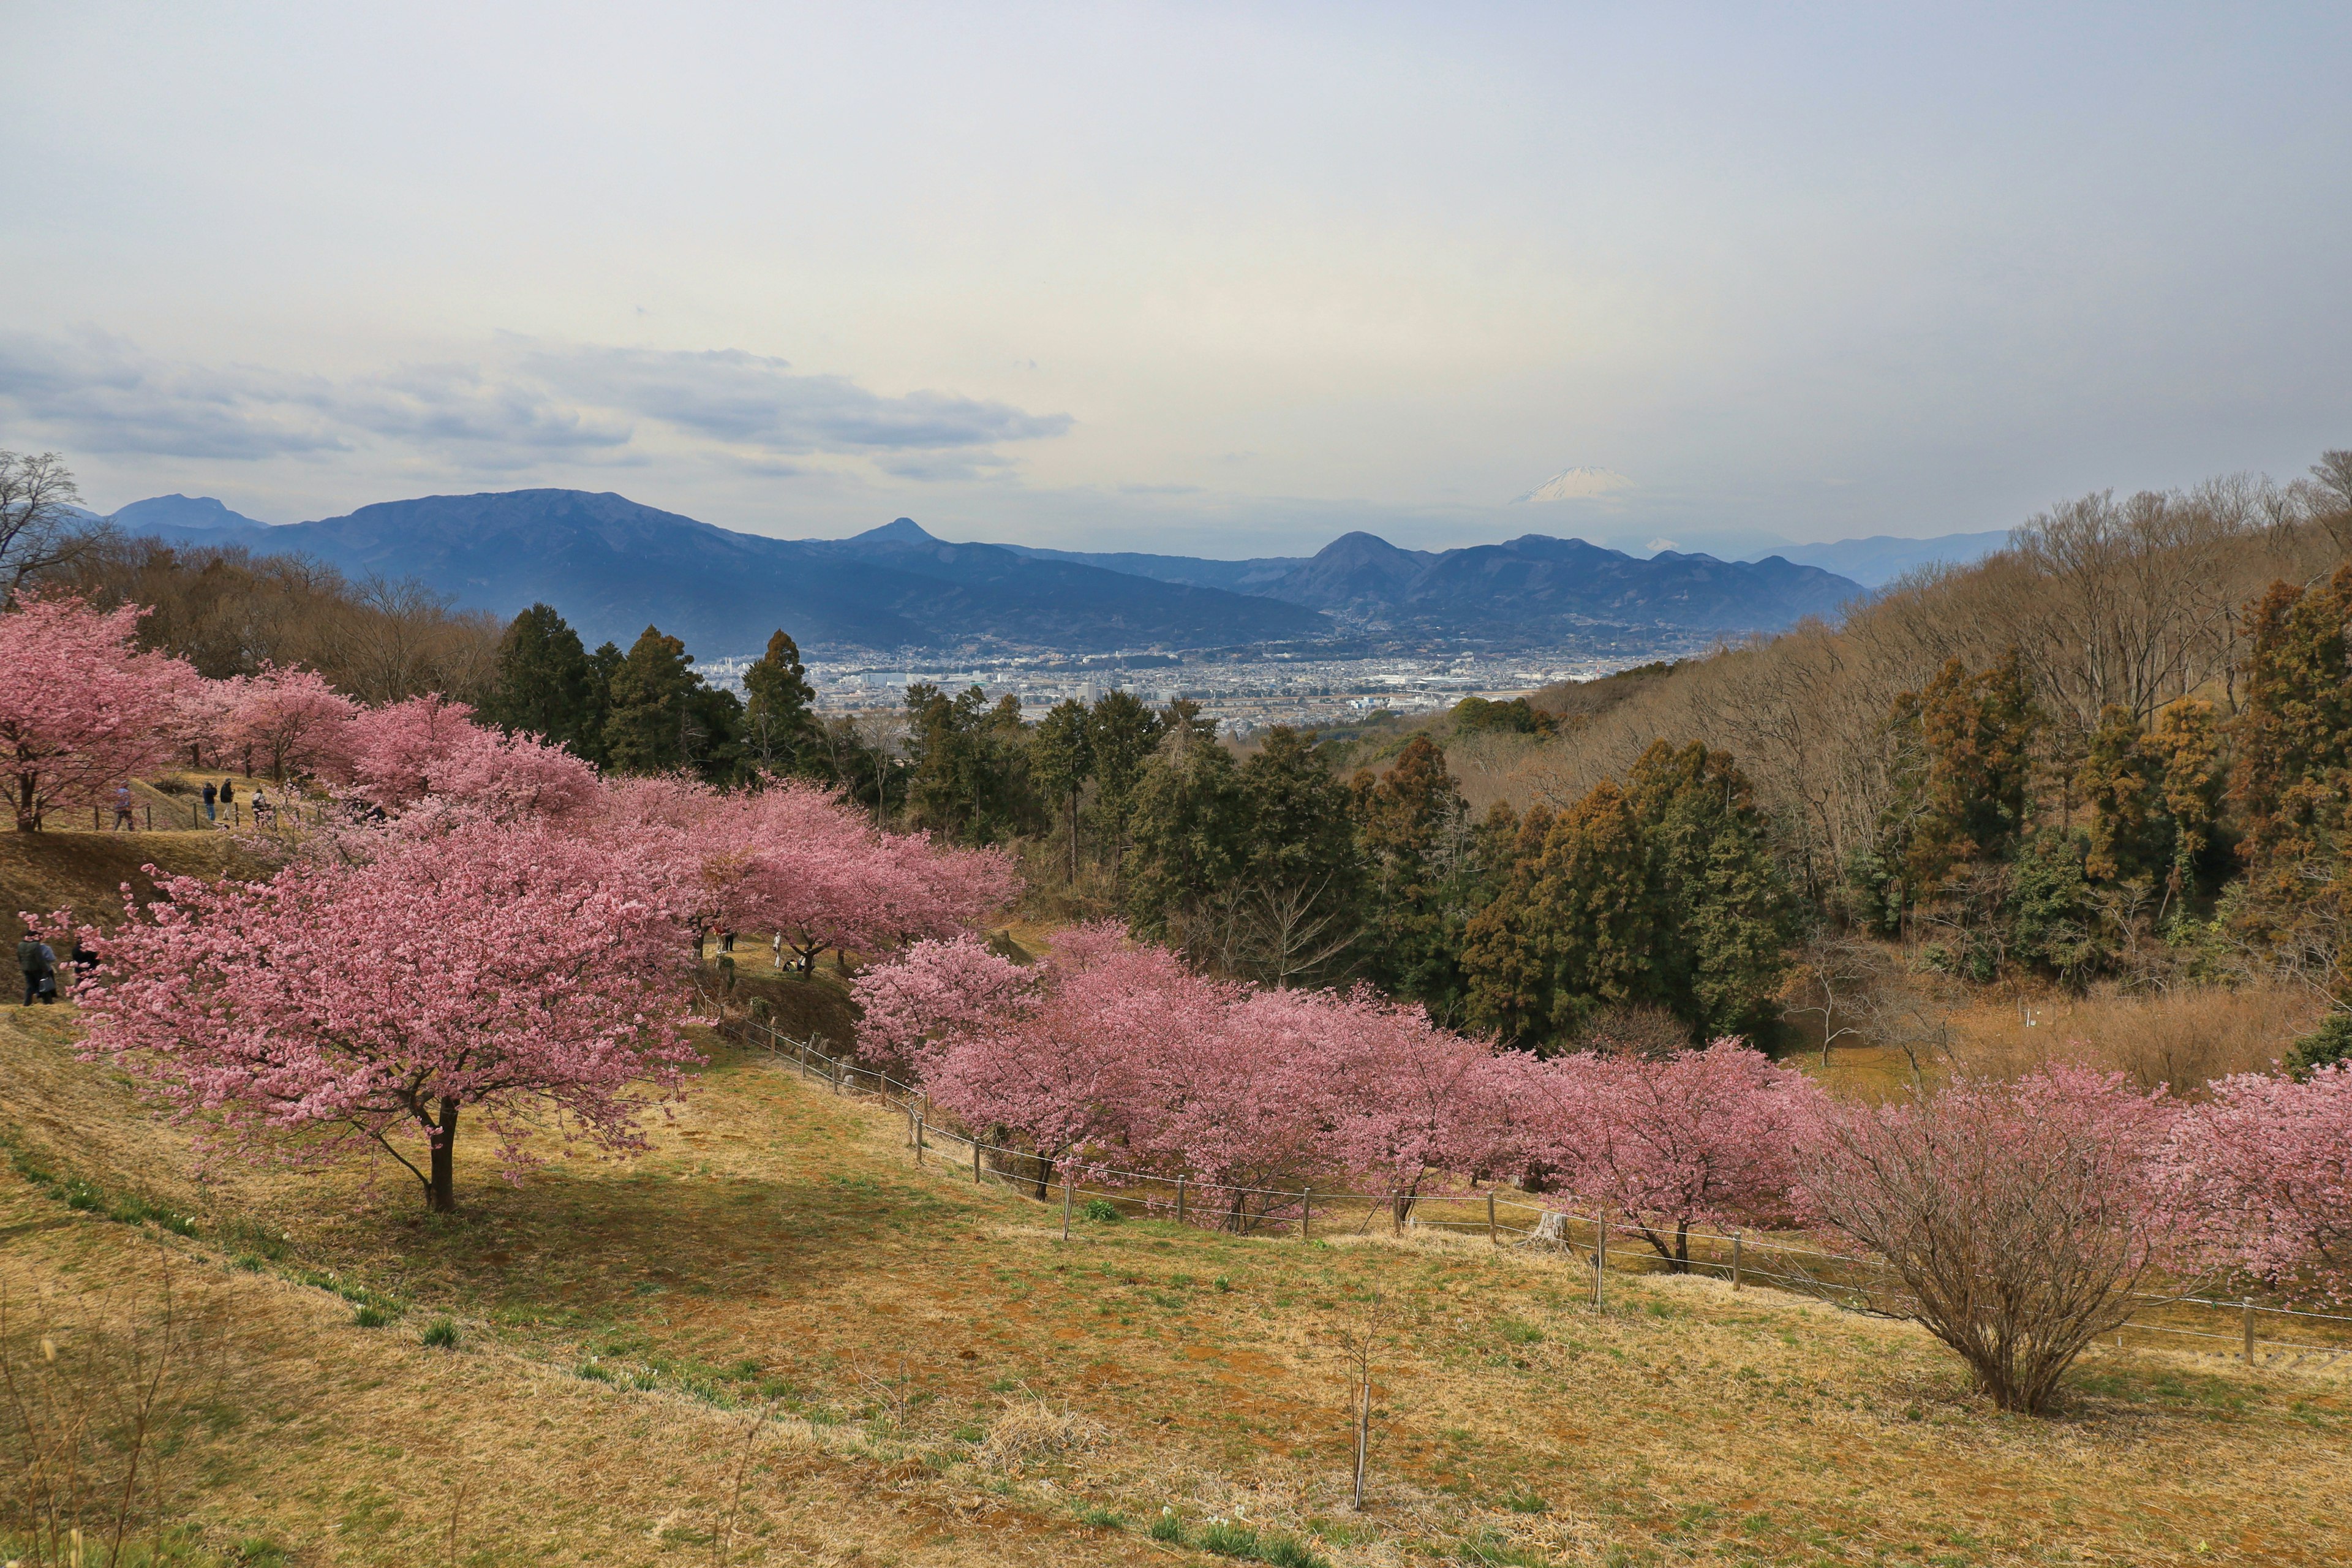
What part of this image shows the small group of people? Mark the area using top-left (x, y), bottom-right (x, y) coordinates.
top-left (18, 928), bottom-right (97, 1006)
top-left (197, 778), bottom-right (274, 826)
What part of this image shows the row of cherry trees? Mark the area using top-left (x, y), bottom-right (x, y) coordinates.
top-left (12, 593), bottom-right (1016, 1212)
top-left (858, 924), bottom-right (2352, 1409)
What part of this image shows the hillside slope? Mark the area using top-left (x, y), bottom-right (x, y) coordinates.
top-left (2, 993), bottom-right (2338, 1567)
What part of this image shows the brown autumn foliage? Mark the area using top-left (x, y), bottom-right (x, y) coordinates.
top-left (29, 530), bottom-right (502, 705)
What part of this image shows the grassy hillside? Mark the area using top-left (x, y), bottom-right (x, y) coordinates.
top-left (5, 994), bottom-right (2346, 1567)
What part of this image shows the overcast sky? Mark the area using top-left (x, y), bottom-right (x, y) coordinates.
top-left (6, 2), bottom-right (2349, 558)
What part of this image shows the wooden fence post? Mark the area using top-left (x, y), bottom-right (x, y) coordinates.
top-left (973, 1138), bottom-right (982, 1184)
top-left (144, 805), bottom-right (152, 831)
top-left (914, 1114), bottom-right (925, 1164)
top-left (1061, 1175), bottom-right (1073, 1241)
top-left (1732, 1231), bottom-right (1743, 1291)
top-left (1175, 1175), bottom-right (1186, 1227)
top-left (1301, 1188), bottom-right (1311, 1242)
top-left (1392, 1193), bottom-right (1402, 1236)
top-left (1487, 1192), bottom-right (1498, 1245)
top-left (2244, 1300), bottom-right (2256, 1364)
top-left (1594, 1210), bottom-right (1609, 1310)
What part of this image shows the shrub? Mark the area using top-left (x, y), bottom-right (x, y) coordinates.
top-left (1797, 1066), bottom-right (2180, 1413)
top-left (2289, 1011), bottom-right (2352, 1078)
top-left (420, 1317), bottom-right (460, 1349)
top-left (1081, 1197), bottom-right (1122, 1223)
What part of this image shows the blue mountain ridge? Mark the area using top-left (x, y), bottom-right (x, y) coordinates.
top-left (105, 487), bottom-right (1874, 654)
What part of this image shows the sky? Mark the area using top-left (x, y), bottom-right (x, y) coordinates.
top-left (4, 2), bottom-right (2350, 560)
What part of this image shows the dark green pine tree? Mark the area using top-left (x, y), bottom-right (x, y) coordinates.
top-left (1083, 689), bottom-right (1166, 882)
top-left (1352, 735), bottom-right (1475, 1023)
top-left (902, 684), bottom-right (1042, 846)
top-left (481, 604), bottom-right (594, 753)
top-left (581, 639), bottom-right (625, 769)
top-left (601, 626), bottom-right (703, 775)
top-left (742, 628), bottom-right (818, 775)
top-left (1625, 740), bottom-right (1801, 1042)
top-left (1030, 698), bottom-right (1095, 883)
top-left (1121, 718), bottom-right (1248, 945)
top-left (1229, 726), bottom-right (1365, 986)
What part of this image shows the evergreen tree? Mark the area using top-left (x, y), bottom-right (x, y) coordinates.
top-left (1879, 648), bottom-right (2040, 908)
top-left (2227, 568), bottom-right (2352, 986)
top-left (581, 639), bottom-right (625, 769)
top-left (2079, 696), bottom-right (2223, 914)
top-left (1121, 721), bottom-right (1248, 944)
top-left (1463, 782), bottom-right (1659, 1051)
top-left (1231, 726), bottom-right (1365, 985)
top-left (1625, 741), bottom-right (1800, 1042)
top-left (903, 684), bottom-right (1042, 845)
top-left (1031, 698), bottom-right (1094, 883)
top-left (601, 626), bottom-right (699, 774)
top-left (481, 604), bottom-right (593, 752)
top-left (1084, 689), bottom-right (1166, 881)
top-left (1352, 736), bottom-right (1476, 1021)
top-left (742, 629), bottom-right (817, 775)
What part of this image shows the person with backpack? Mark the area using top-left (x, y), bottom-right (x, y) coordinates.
top-left (113, 783), bottom-right (135, 831)
top-left (18, 930), bottom-right (55, 1006)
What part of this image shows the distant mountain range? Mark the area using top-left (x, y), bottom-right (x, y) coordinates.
top-left (100, 487), bottom-right (1998, 655)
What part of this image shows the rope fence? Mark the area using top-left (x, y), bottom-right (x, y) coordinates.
top-left (693, 992), bottom-right (2352, 1370)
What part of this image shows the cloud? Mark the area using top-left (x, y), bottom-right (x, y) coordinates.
top-left (521, 345), bottom-right (1070, 453)
top-left (1513, 466), bottom-right (1635, 503)
top-left (0, 333), bottom-right (1070, 472)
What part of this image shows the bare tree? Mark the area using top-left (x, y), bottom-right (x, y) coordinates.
top-left (1779, 929), bottom-right (1886, 1065)
top-left (0, 450), bottom-right (92, 591)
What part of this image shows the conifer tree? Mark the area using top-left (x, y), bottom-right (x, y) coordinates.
top-left (1626, 741), bottom-right (1800, 1042)
top-left (742, 628), bottom-right (817, 774)
top-left (1031, 698), bottom-right (1094, 882)
top-left (481, 604), bottom-right (594, 753)
top-left (1353, 736), bottom-right (1476, 1021)
top-left (1084, 689), bottom-right (1166, 881)
top-left (602, 626), bottom-right (701, 775)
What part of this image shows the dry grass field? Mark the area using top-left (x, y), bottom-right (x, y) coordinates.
top-left (6, 985), bottom-right (2351, 1568)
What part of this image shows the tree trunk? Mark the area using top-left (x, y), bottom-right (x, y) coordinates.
top-left (15, 773), bottom-right (39, 832)
top-left (428, 1098), bottom-right (459, 1213)
top-left (1067, 790), bottom-right (1080, 884)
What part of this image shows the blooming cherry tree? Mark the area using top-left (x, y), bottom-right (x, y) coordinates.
top-left (0, 594), bottom-right (199, 831)
top-left (1517, 1040), bottom-right (1819, 1265)
top-left (225, 664), bottom-right (358, 782)
top-left (80, 817), bottom-right (698, 1212)
top-left (1795, 1066), bottom-right (2185, 1413)
top-left (2166, 1065), bottom-right (2352, 1300)
top-left (852, 932), bottom-right (1035, 1073)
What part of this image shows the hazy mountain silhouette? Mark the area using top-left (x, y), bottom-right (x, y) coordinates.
top-left (111, 489), bottom-right (1329, 654)
top-left (107, 486), bottom-right (1866, 652)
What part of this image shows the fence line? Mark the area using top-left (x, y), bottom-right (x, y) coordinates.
top-left (690, 993), bottom-right (2352, 1365)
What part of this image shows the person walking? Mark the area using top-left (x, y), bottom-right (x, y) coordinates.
top-left (251, 788), bottom-right (274, 829)
top-left (112, 783), bottom-right (135, 831)
top-left (202, 780), bottom-right (217, 822)
top-left (220, 779), bottom-right (236, 824)
top-left (18, 930), bottom-right (55, 1006)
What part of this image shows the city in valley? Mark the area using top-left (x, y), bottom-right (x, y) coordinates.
top-left (702, 646), bottom-right (1698, 735)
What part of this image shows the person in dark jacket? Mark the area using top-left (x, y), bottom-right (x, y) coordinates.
top-left (202, 780), bottom-right (217, 821)
top-left (18, 930), bottom-right (55, 1006)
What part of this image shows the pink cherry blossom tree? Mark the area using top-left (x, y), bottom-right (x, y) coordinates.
top-left (338, 693), bottom-right (478, 810)
top-left (337, 693), bottom-right (600, 823)
top-left (1517, 1040), bottom-right (1819, 1267)
top-left (1795, 1066), bottom-right (2187, 1414)
top-left (2165, 1065), bottom-right (2352, 1301)
top-left (852, 932), bottom-right (1036, 1074)
top-left (78, 816), bottom-right (698, 1213)
top-left (224, 664), bottom-right (358, 783)
top-left (0, 593), bottom-right (199, 831)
